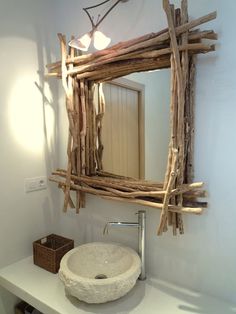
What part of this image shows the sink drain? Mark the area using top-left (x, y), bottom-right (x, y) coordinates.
top-left (95, 274), bottom-right (107, 279)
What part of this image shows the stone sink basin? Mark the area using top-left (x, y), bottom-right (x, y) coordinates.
top-left (59, 242), bottom-right (141, 303)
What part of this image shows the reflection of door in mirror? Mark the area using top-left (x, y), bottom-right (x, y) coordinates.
top-left (102, 78), bottom-right (145, 179)
top-left (96, 70), bottom-right (170, 182)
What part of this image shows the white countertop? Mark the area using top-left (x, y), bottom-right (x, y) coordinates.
top-left (0, 256), bottom-right (235, 314)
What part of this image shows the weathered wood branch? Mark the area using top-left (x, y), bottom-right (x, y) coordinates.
top-left (50, 176), bottom-right (203, 215)
top-left (47, 11), bottom-right (216, 74)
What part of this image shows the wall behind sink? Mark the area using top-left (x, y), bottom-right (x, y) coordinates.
top-left (55, 0), bottom-right (236, 305)
top-left (0, 0), bottom-right (235, 313)
top-left (0, 0), bottom-right (62, 312)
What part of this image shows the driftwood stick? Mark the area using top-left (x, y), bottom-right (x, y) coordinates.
top-left (164, 47), bottom-right (177, 188)
top-left (173, 8), bottom-right (183, 234)
top-left (79, 11), bottom-right (216, 73)
top-left (77, 43), bottom-right (213, 81)
top-left (97, 83), bottom-right (105, 169)
top-left (181, 0), bottom-right (189, 103)
top-left (68, 39), bottom-right (78, 174)
top-left (175, 0), bottom-right (190, 234)
top-left (47, 33), bottom-right (161, 71)
top-left (101, 195), bottom-right (202, 215)
top-left (65, 43), bottom-right (79, 211)
top-left (51, 176), bottom-right (115, 197)
top-left (167, 5), bottom-right (178, 231)
top-left (75, 57), bottom-right (170, 79)
top-left (100, 187), bottom-right (165, 198)
top-left (189, 29), bottom-right (217, 41)
top-left (47, 45), bottom-right (164, 74)
top-left (175, 0), bottom-right (189, 234)
top-left (52, 170), bottom-right (204, 197)
top-left (58, 183), bottom-right (75, 209)
top-left (169, 5), bottom-right (178, 231)
top-left (65, 43), bottom-right (214, 77)
top-left (53, 171), bottom-right (136, 192)
top-left (163, 1), bottom-right (184, 120)
top-left (46, 35), bottom-right (215, 75)
top-left (88, 82), bottom-right (96, 174)
top-left (100, 185), bottom-right (203, 199)
top-left (183, 190), bottom-right (206, 198)
top-left (172, 182), bottom-right (203, 195)
top-left (84, 80), bottom-right (90, 175)
top-left (172, 8), bottom-right (182, 233)
top-left (57, 33), bottom-right (69, 95)
top-left (183, 200), bottom-right (207, 208)
top-left (46, 44), bottom-right (215, 80)
top-left (97, 170), bottom-right (138, 180)
top-left (92, 83), bottom-right (98, 174)
top-left (185, 56), bottom-right (196, 183)
top-left (63, 132), bottom-right (72, 212)
top-left (73, 78), bottom-right (82, 212)
top-left (77, 79), bottom-right (86, 208)
top-left (164, 1), bottom-right (186, 234)
top-left (79, 79), bottom-right (86, 175)
top-left (97, 173), bottom-right (164, 188)
top-left (93, 61), bottom-right (171, 82)
top-left (57, 167), bottom-right (164, 188)
top-left (158, 149), bottom-right (178, 235)
top-left (47, 20), bottom-right (217, 72)
top-left (50, 176), bottom-right (203, 215)
top-left (47, 24), bottom-right (216, 77)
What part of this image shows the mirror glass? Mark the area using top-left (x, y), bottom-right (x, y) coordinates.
top-left (100, 69), bottom-right (171, 182)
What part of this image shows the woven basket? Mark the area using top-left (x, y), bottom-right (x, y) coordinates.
top-left (33, 234), bottom-right (74, 273)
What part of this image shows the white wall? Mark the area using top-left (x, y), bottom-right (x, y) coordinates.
top-left (0, 0), bottom-right (236, 312)
top-left (55, 0), bottom-right (236, 305)
top-left (0, 0), bottom-right (62, 312)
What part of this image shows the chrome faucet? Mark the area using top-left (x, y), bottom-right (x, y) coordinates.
top-left (103, 210), bottom-right (146, 280)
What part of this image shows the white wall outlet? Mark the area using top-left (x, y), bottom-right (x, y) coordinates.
top-left (24, 176), bottom-right (47, 193)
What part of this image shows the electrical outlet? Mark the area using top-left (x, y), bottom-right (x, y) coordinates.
top-left (24, 176), bottom-right (47, 193)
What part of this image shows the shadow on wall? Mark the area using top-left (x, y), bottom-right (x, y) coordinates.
top-left (0, 18), bottom-right (60, 178)
top-left (0, 0), bottom-right (61, 267)
top-left (149, 279), bottom-right (236, 314)
top-left (34, 25), bottom-right (59, 172)
top-left (34, 24), bottom-right (61, 229)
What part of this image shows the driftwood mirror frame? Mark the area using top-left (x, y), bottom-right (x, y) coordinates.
top-left (47, 0), bottom-right (217, 235)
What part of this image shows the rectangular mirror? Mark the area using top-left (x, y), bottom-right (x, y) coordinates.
top-left (47, 2), bottom-right (217, 235)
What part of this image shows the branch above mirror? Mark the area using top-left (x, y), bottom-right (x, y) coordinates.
top-left (47, 0), bottom-right (217, 236)
top-left (46, 11), bottom-right (216, 82)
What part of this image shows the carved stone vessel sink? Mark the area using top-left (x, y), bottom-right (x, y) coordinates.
top-left (59, 242), bottom-right (141, 303)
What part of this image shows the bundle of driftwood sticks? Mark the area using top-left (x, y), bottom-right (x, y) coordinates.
top-left (47, 0), bottom-right (217, 235)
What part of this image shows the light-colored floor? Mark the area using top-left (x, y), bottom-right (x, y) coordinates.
top-left (0, 256), bottom-right (235, 314)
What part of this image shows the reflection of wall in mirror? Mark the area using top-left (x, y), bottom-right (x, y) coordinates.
top-left (100, 70), bottom-right (170, 182)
